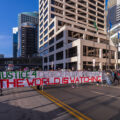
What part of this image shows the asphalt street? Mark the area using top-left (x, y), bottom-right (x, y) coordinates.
top-left (45, 85), bottom-right (120, 120)
top-left (0, 87), bottom-right (75, 120)
top-left (1, 85), bottom-right (120, 120)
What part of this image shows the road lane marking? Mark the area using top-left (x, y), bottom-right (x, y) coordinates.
top-left (39, 90), bottom-right (84, 120)
top-left (91, 91), bottom-right (120, 99)
top-left (33, 87), bottom-right (92, 120)
top-left (42, 90), bottom-right (92, 120)
top-left (33, 87), bottom-right (84, 120)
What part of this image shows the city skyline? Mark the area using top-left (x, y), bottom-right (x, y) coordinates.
top-left (0, 0), bottom-right (38, 57)
top-left (0, 0), bottom-right (108, 58)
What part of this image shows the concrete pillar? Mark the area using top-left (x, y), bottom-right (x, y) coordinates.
top-left (98, 38), bottom-right (100, 43)
top-left (99, 49), bottom-right (102, 58)
top-left (77, 39), bottom-right (83, 70)
top-left (99, 62), bottom-right (102, 71)
top-left (63, 29), bottom-right (68, 69)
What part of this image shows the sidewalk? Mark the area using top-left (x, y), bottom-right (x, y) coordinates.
top-left (0, 87), bottom-right (76, 120)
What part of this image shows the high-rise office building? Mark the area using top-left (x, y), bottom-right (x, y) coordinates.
top-left (107, 0), bottom-right (120, 65)
top-left (17, 12), bottom-right (38, 57)
top-left (13, 27), bottom-right (18, 58)
top-left (107, 0), bottom-right (120, 28)
top-left (39, 0), bottom-right (117, 71)
top-left (21, 23), bottom-right (38, 57)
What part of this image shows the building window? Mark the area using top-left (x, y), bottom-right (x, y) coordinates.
top-left (44, 1), bottom-right (48, 9)
top-left (44, 29), bottom-right (48, 35)
top-left (44, 57), bottom-right (48, 63)
top-left (56, 63), bottom-right (63, 70)
top-left (49, 30), bottom-right (54, 37)
top-left (44, 15), bottom-right (48, 22)
top-left (56, 41), bottom-right (63, 49)
top-left (83, 46), bottom-right (99, 57)
top-left (44, 36), bottom-right (48, 42)
top-left (40, 22), bottom-right (43, 27)
top-left (56, 51), bottom-right (63, 60)
top-left (40, 10), bottom-right (43, 16)
top-left (51, 14), bottom-right (55, 18)
top-left (56, 31), bottom-right (63, 41)
top-left (43, 49), bottom-right (49, 55)
top-left (40, 16), bottom-right (43, 22)
top-left (44, 22), bottom-right (48, 28)
top-left (44, 8), bottom-right (48, 16)
top-left (51, 0), bottom-right (55, 4)
top-left (40, 28), bottom-right (43, 33)
top-left (40, 40), bottom-right (43, 45)
top-left (44, 42), bottom-right (48, 48)
top-left (51, 7), bottom-right (55, 12)
top-left (66, 47), bottom-right (77, 58)
top-left (44, 66), bottom-right (48, 70)
top-left (49, 38), bottom-right (54, 45)
top-left (49, 22), bottom-right (54, 30)
top-left (49, 46), bottom-right (54, 52)
top-left (40, 46), bottom-right (44, 50)
top-left (49, 54), bottom-right (54, 62)
top-left (40, 34), bottom-right (43, 39)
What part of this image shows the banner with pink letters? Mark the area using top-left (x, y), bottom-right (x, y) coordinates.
top-left (0, 71), bottom-right (102, 89)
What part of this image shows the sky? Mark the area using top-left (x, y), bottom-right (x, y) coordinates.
top-left (0, 0), bottom-right (38, 57)
top-left (0, 0), bottom-right (108, 58)
top-left (106, 0), bottom-right (108, 9)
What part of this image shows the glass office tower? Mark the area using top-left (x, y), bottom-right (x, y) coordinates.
top-left (17, 12), bottom-right (38, 57)
top-left (13, 27), bottom-right (18, 58)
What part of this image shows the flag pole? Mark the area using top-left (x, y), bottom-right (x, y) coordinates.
top-left (117, 32), bottom-right (119, 70)
top-left (93, 21), bottom-right (98, 71)
top-left (108, 25), bottom-right (111, 70)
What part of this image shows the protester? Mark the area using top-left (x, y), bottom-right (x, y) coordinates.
top-left (113, 70), bottom-right (119, 84)
top-left (103, 72), bottom-right (112, 85)
top-left (111, 70), bottom-right (115, 81)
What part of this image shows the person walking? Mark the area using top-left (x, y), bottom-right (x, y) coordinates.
top-left (106, 72), bottom-right (112, 85)
top-left (111, 70), bottom-right (115, 83)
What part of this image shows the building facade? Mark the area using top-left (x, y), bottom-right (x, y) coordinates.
top-left (0, 57), bottom-right (42, 71)
top-left (13, 27), bottom-right (18, 58)
top-left (39, 0), bottom-right (117, 71)
top-left (107, 0), bottom-right (120, 28)
top-left (21, 23), bottom-right (38, 57)
top-left (17, 12), bottom-right (38, 57)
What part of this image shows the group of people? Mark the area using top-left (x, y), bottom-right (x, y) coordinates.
top-left (104, 70), bottom-right (120, 85)
top-left (0, 69), bottom-right (120, 96)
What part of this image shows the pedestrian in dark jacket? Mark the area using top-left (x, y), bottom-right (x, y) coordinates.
top-left (114, 71), bottom-right (119, 84)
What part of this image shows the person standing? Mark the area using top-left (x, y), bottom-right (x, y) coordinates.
top-left (114, 70), bottom-right (119, 84)
top-left (111, 70), bottom-right (115, 83)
